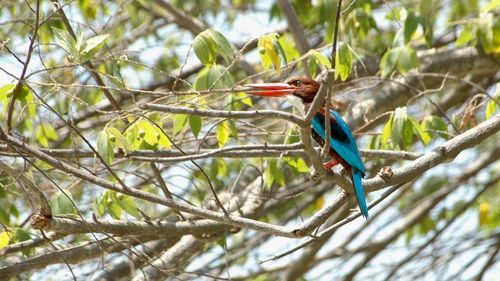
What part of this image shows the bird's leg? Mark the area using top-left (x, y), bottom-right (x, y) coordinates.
top-left (308, 168), bottom-right (321, 181)
top-left (323, 160), bottom-right (339, 174)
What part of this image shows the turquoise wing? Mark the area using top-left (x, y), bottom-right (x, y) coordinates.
top-left (311, 110), bottom-right (365, 174)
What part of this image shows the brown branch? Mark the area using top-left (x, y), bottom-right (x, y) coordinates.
top-left (138, 102), bottom-right (305, 126)
top-left (276, 0), bottom-right (310, 54)
top-left (0, 236), bottom-right (165, 278)
top-left (0, 163), bottom-right (51, 216)
top-left (154, 0), bottom-right (205, 34)
top-left (0, 232), bottom-right (64, 256)
top-left (385, 175), bottom-right (500, 280)
top-left (343, 153), bottom-right (500, 281)
top-left (0, 144), bottom-right (421, 161)
top-left (6, 0), bottom-right (40, 133)
top-left (293, 115), bottom-right (500, 236)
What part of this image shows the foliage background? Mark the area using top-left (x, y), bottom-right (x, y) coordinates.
top-left (0, 0), bottom-right (499, 280)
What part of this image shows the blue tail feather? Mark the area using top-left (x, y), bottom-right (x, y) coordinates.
top-left (352, 168), bottom-right (369, 219)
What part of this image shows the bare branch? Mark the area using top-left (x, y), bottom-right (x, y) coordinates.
top-left (277, 0), bottom-right (310, 54)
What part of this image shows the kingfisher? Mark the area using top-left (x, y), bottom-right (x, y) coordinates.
top-left (245, 77), bottom-right (368, 218)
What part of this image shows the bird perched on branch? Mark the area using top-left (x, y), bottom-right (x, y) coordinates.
top-left (245, 77), bottom-right (368, 218)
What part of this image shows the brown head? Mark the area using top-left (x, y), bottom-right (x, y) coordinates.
top-left (245, 76), bottom-right (320, 104)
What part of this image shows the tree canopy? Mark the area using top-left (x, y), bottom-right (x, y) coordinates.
top-left (0, 0), bottom-right (499, 280)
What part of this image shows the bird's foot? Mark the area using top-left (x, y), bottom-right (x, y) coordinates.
top-left (323, 160), bottom-right (339, 175)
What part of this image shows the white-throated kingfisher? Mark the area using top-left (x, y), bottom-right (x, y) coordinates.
top-left (245, 77), bottom-right (368, 218)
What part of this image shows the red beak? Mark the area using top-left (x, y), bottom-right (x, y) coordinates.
top-left (244, 82), bottom-right (295, 97)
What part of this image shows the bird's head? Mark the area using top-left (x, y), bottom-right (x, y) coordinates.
top-left (245, 76), bottom-right (320, 104)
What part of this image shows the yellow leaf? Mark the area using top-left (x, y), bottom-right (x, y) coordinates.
top-left (258, 35), bottom-right (281, 74)
top-left (315, 195), bottom-right (325, 210)
top-left (156, 127), bottom-right (172, 149)
top-left (479, 202), bottom-right (491, 226)
top-left (216, 120), bottom-right (230, 148)
top-left (0, 231), bottom-right (10, 249)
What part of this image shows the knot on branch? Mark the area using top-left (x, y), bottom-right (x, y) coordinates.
top-left (377, 166), bottom-right (394, 182)
top-left (30, 212), bottom-right (51, 229)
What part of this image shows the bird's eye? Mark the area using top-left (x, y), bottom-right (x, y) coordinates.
top-left (294, 80), bottom-right (301, 86)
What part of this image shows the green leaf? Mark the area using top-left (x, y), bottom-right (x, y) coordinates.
top-left (397, 46), bottom-right (419, 73)
top-left (93, 194), bottom-right (106, 218)
top-left (193, 30), bottom-right (218, 65)
top-left (485, 83), bottom-right (499, 119)
top-left (189, 114), bottom-right (202, 138)
top-left (228, 120), bottom-right (238, 141)
top-left (0, 231), bottom-right (9, 249)
top-left (382, 113), bottom-right (394, 148)
top-left (42, 123), bottom-right (58, 141)
top-left (36, 123), bottom-right (58, 148)
top-left (52, 27), bottom-right (78, 60)
top-left (278, 35), bottom-right (300, 62)
top-left (307, 50), bottom-right (331, 77)
top-left (430, 116), bottom-right (449, 139)
top-left (107, 191), bottom-right (122, 219)
top-left (194, 65), bottom-right (233, 90)
top-left (115, 193), bottom-right (140, 219)
top-left (312, 50), bottom-right (332, 69)
top-left (0, 83), bottom-right (14, 99)
top-left (17, 85), bottom-right (36, 117)
top-left (173, 114), bottom-right (188, 136)
top-left (335, 42), bottom-right (353, 81)
top-left (0, 84), bottom-right (14, 110)
top-left (105, 127), bottom-right (133, 152)
top-left (380, 48), bottom-right (400, 78)
top-left (81, 34), bottom-right (109, 61)
top-left (285, 128), bottom-right (301, 144)
top-left (308, 54), bottom-right (318, 77)
top-left (368, 135), bottom-right (381, 150)
top-left (216, 120), bottom-right (230, 148)
top-left (479, 202), bottom-right (491, 226)
top-left (14, 228), bottom-right (33, 255)
top-left (404, 12), bottom-right (418, 44)
top-left (232, 92), bottom-right (253, 110)
top-left (0, 183), bottom-right (6, 198)
top-left (422, 116), bottom-right (449, 140)
top-left (265, 158), bottom-right (284, 188)
top-left (284, 157), bottom-right (309, 174)
top-left (391, 107), bottom-right (407, 148)
top-left (50, 191), bottom-right (77, 215)
top-left (125, 123), bottom-right (139, 149)
top-left (402, 118), bottom-right (414, 148)
top-left (481, 0), bottom-right (500, 13)
top-left (209, 29), bottom-right (234, 64)
top-left (485, 98), bottom-right (497, 120)
top-left (138, 119), bottom-right (159, 146)
top-left (273, 37), bottom-right (288, 66)
top-left (79, 0), bottom-right (97, 19)
top-left (409, 116), bottom-right (430, 145)
top-left (419, 0), bottom-right (433, 17)
top-left (216, 158), bottom-right (227, 177)
top-left (157, 128), bottom-right (171, 149)
top-left (97, 131), bottom-right (114, 164)
top-left (264, 160), bottom-right (274, 188)
top-left (258, 34), bottom-right (283, 74)
top-left (294, 158), bottom-right (309, 173)
top-left (14, 228), bottom-right (31, 243)
top-left (477, 13), bottom-right (499, 54)
top-left (456, 25), bottom-right (473, 47)
top-left (424, 22), bottom-right (434, 47)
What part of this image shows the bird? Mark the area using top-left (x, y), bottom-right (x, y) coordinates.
top-left (245, 77), bottom-right (368, 218)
